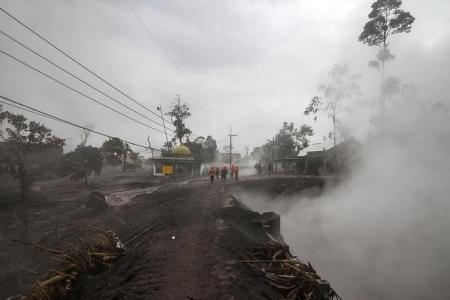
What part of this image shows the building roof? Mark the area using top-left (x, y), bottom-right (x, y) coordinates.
top-left (172, 145), bottom-right (192, 156)
top-left (297, 140), bottom-right (335, 157)
top-left (152, 156), bottom-right (201, 163)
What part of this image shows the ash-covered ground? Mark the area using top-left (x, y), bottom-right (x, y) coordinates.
top-left (0, 173), bottom-right (332, 299)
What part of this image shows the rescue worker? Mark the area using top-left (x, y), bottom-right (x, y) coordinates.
top-left (230, 164), bottom-right (235, 179)
top-left (209, 166), bottom-right (215, 183)
top-left (221, 165), bottom-right (228, 181)
top-left (235, 165), bottom-right (239, 181)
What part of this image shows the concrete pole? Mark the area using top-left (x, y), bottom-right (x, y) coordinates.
top-left (228, 127), bottom-right (237, 170)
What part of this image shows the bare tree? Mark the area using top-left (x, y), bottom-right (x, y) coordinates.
top-left (304, 64), bottom-right (360, 166)
top-left (79, 123), bottom-right (94, 146)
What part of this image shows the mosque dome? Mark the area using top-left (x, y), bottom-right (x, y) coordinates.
top-left (172, 145), bottom-right (192, 156)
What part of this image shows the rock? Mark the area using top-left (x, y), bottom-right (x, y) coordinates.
top-left (86, 191), bottom-right (108, 212)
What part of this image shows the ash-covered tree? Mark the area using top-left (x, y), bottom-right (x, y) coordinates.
top-left (101, 137), bottom-right (135, 172)
top-left (0, 108), bottom-right (65, 229)
top-left (166, 95), bottom-right (191, 145)
top-left (260, 122), bottom-right (313, 161)
top-left (295, 124), bottom-right (314, 150)
top-left (161, 141), bottom-right (174, 156)
top-left (185, 135), bottom-right (218, 162)
top-left (304, 64), bottom-right (359, 150)
top-left (62, 145), bottom-right (103, 187)
top-left (203, 135), bottom-right (218, 162)
top-left (273, 122), bottom-right (297, 159)
top-left (359, 0), bottom-right (415, 111)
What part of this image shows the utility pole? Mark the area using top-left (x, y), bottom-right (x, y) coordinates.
top-left (244, 146), bottom-right (249, 158)
top-left (147, 135), bottom-right (154, 159)
top-left (157, 105), bottom-right (170, 150)
top-left (228, 127), bottom-right (237, 169)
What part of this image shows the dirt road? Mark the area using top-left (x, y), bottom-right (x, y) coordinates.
top-left (0, 177), bottom-right (282, 299)
top-left (71, 178), bottom-right (286, 299)
top-left (0, 175), bottom-right (334, 299)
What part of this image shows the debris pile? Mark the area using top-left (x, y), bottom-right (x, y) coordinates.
top-left (17, 229), bottom-right (124, 300)
top-left (242, 241), bottom-right (341, 300)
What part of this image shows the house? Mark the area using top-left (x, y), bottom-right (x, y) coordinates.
top-left (151, 145), bottom-right (202, 177)
top-left (275, 138), bottom-right (361, 176)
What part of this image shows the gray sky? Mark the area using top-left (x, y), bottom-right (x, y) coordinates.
top-left (0, 0), bottom-right (449, 155)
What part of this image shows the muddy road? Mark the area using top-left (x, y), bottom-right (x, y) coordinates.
top-left (0, 175), bottom-right (332, 299)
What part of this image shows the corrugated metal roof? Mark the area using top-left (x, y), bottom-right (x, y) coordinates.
top-left (297, 140), bottom-right (335, 157)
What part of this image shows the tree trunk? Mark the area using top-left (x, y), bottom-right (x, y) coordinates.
top-left (380, 58), bottom-right (385, 114)
top-left (333, 113), bottom-right (337, 172)
top-left (122, 153), bottom-right (127, 173)
top-left (18, 163), bottom-right (29, 231)
top-left (380, 40), bottom-right (387, 117)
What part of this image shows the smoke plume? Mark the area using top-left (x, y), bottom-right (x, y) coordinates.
top-left (239, 100), bottom-right (450, 299)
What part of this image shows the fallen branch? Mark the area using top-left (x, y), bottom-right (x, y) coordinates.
top-left (11, 239), bottom-right (64, 255)
top-left (124, 222), bottom-right (162, 246)
top-left (20, 230), bottom-right (124, 300)
top-left (243, 241), bottom-right (341, 300)
top-left (21, 266), bottom-right (37, 274)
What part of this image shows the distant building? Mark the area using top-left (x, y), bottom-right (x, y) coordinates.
top-left (151, 145), bottom-right (202, 177)
top-left (275, 138), bottom-right (361, 176)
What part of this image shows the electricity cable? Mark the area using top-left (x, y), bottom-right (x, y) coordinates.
top-left (0, 95), bottom-right (160, 151)
top-left (0, 7), bottom-right (174, 126)
top-left (0, 48), bottom-right (174, 137)
top-left (123, 0), bottom-right (201, 97)
top-left (0, 29), bottom-right (170, 130)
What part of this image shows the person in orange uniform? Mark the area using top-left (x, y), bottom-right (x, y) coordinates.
top-left (209, 166), bottom-right (215, 183)
top-left (230, 164), bottom-right (235, 179)
top-left (235, 165), bottom-right (239, 181)
top-left (221, 165), bottom-right (228, 181)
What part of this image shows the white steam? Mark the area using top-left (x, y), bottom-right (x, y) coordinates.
top-left (239, 102), bottom-right (450, 299)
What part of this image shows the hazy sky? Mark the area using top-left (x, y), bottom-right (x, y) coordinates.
top-left (0, 0), bottom-right (449, 155)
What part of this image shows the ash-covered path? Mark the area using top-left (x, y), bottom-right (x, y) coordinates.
top-left (70, 179), bottom-right (279, 300)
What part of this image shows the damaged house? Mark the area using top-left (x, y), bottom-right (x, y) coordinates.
top-left (275, 138), bottom-right (361, 176)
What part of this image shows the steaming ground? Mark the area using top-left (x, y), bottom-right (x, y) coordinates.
top-left (237, 105), bottom-right (450, 300)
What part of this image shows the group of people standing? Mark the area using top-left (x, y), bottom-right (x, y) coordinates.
top-left (209, 164), bottom-right (239, 183)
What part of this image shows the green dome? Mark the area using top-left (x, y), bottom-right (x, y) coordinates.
top-left (172, 145), bottom-right (192, 156)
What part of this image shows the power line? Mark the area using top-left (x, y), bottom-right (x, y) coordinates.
top-left (123, 0), bottom-right (202, 98)
top-left (0, 95), bottom-right (160, 151)
top-left (0, 99), bottom-right (59, 121)
top-left (0, 7), bottom-right (174, 126)
top-left (0, 48), bottom-right (173, 137)
top-left (122, 1), bottom-right (204, 140)
top-left (0, 30), bottom-right (169, 130)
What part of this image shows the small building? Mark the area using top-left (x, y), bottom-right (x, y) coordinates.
top-left (275, 138), bottom-right (361, 176)
top-left (152, 145), bottom-right (202, 177)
